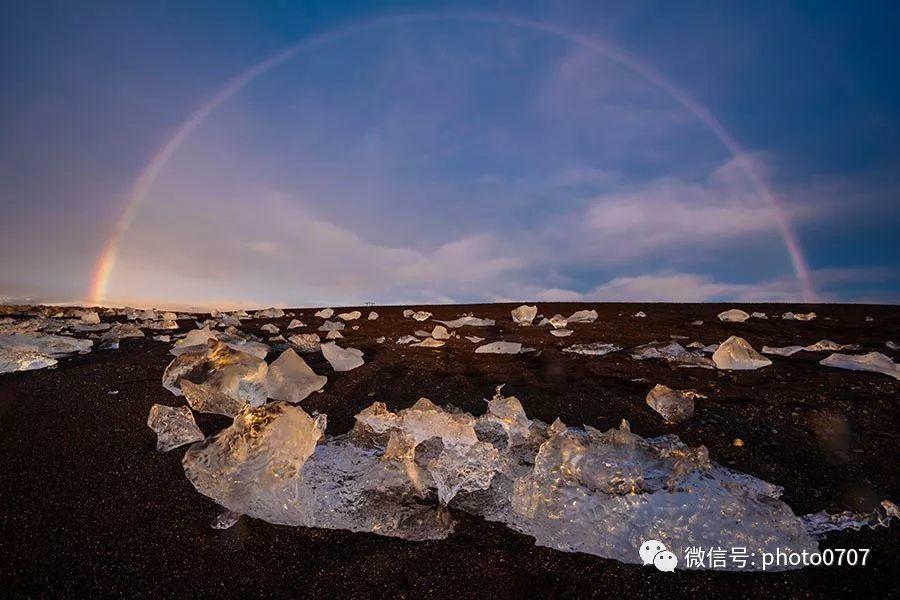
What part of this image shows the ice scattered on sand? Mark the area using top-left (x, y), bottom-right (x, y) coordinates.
top-left (0, 348), bottom-right (57, 374)
top-left (820, 352), bottom-right (900, 380)
top-left (180, 389), bottom-right (830, 570)
top-left (314, 308), bottom-right (334, 319)
top-left (562, 342), bottom-right (621, 356)
top-left (288, 333), bottom-right (321, 354)
top-left (631, 341), bottom-right (714, 369)
top-left (511, 305), bottom-right (537, 325)
top-left (436, 316), bottom-right (495, 328)
top-left (412, 337), bottom-right (445, 348)
top-left (368, 311), bottom-right (379, 320)
top-left (783, 312), bottom-right (816, 321)
top-left (430, 325), bottom-right (451, 340)
top-left (717, 309), bottom-right (750, 323)
top-left (0, 332), bottom-right (92, 357)
top-left (162, 340), bottom-right (268, 416)
top-left (146, 404), bottom-right (204, 452)
top-left (266, 348), bottom-right (327, 403)
top-left (287, 319), bottom-right (304, 330)
top-left (338, 311), bottom-right (362, 321)
top-left (550, 329), bottom-right (573, 337)
top-left (254, 308), bottom-right (285, 319)
top-left (321, 342), bottom-right (364, 372)
top-left (567, 309), bottom-right (598, 324)
top-left (465, 336), bottom-right (485, 343)
top-left (475, 341), bottom-right (523, 354)
top-left (645, 384), bottom-right (703, 424)
top-left (712, 336), bottom-right (772, 370)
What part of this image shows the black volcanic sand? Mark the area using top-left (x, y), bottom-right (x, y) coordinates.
top-left (1, 303), bottom-right (898, 598)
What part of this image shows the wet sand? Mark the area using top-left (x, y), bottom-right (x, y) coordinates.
top-left (1, 303), bottom-right (898, 598)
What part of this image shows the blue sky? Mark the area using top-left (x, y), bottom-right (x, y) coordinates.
top-left (1, 1), bottom-right (898, 308)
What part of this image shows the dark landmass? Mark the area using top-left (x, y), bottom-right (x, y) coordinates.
top-left (1, 303), bottom-right (898, 598)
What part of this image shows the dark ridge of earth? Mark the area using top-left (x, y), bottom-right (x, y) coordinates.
top-left (1, 302), bottom-right (898, 599)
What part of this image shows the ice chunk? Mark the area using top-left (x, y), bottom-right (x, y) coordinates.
top-left (887, 341), bottom-right (899, 351)
top-left (763, 340), bottom-right (858, 357)
top-left (101, 322), bottom-right (144, 340)
top-left (254, 307), bottom-right (285, 319)
top-left (691, 320), bottom-right (704, 326)
top-left (368, 311), bottom-right (379, 320)
top-left (436, 316), bottom-right (495, 328)
top-left (802, 500), bottom-right (898, 537)
top-left (79, 310), bottom-right (101, 324)
top-left (314, 308), bottom-right (334, 319)
top-left (321, 342), bottom-right (364, 371)
top-left (411, 311), bottom-right (432, 322)
top-left (562, 342), bottom-right (621, 356)
top-left (762, 345), bottom-right (805, 357)
top-left (751, 312), bottom-right (768, 319)
top-left (475, 341), bottom-right (523, 354)
top-left (549, 329), bottom-right (573, 337)
top-left (465, 336), bottom-right (485, 343)
top-left (287, 319), bottom-right (304, 330)
top-left (396, 335), bottom-right (418, 345)
top-left (261, 323), bottom-right (279, 334)
top-left (0, 332), bottom-right (92, 357)
top-left (146, 404), bottom-right (204, 452)
top-left (146, 319), bottom-right (178, 330)
top-left (338, 311), bottom-right (362, 321)
top-left (318, 320), bottom-right (344, 332)
top-left (547, 314), bottom-right (568, 329)
top-left (567, 309), bottom-right (598, 324)
top-left (717, 309), bottom-right (750, 322)
top-left (325, 330), bottom-right (343, 340)
top-left (162, 340), bottom-right (268, 416)
top-left (631, 340), bottom-right (714, 369)
top-left (633, 311), bottom-right (646, 318)
top-left (171, 327), bottom-right (269, 359)
top-left (782, 311), bottom-right (816, 321)
top-left (712, 336), bottom-right (772, 370)
top-left (72, 322), bottom-right (111, 332)
top-left (511, 305), bottom-right (537, 325)
top-left (645, 384), bottom-right (702, 424)
top-left (0, 348), bottom-right (57, 374)
top-left (430, 325), bottom-right (451, 340)
top-left (412, 337), bottom-right (445, 348)
top-left (288, 333), bottom-right (321, 354)
top-left (265, 348), bottom-right (327, 403)
top-left (820, 352), bottom-right (899, 380)
top-left (212, 509), bottom-right (242, 530)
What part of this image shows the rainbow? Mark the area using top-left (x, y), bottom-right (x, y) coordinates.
top-left (88, 12), bottom-right (815, 305)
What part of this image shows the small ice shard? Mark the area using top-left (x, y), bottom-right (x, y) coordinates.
top-left (161, 312), bottom-right (178, 321)
top-left (212, 509), bottom-right (242, 530)
top-left (411, 311), bottom-right (432, 322)
top-left (804, 340), bottom-right (858, 352)
top-left (414, 330), bottom-right (431, 337)
top-left (633, 311), bottom-right (646, 318)
top-left (475, 341), bottom-right (523, 354)
top-left (412, 337), bottom-right (445, 348)
top-left (782, 311), bottom-right (816, 321)
top-left (865, 315), bottom-right (874, 322)
top-left (430, 325), bottom-right (451, 340)
top-left (368, 311), bottom-right (379, 320)
top-left (645, 384), bottom-right (702, 424)
top-left (287, 319), bottom-right (304, 330)
top-left (288, 333), bottom-right (321, 354)
top-left (101, 322), bottom-right (144, 340)
top-left (260, 323), bottom-right (279, 334)
top-left (153, 335), bottom-right (171, 343)
top-left (79, 311), bottom-right (101, 324)
top-left (265, 348), bottom-right (327, 403)
top-left (717, 309), bottom-right (750, 322)
top-left (254, 307), bottom-right (285, 319)
top-left (321, 342), bottom-right (364, 371)
top-left (436, 316), bottom-right (495, 328)
top-left (396, 335), bottom-right (418, 345)
top-left (511, 305), bottom-right (537, 325)
top-left (691, 320), bottom-right (704, 326)
top-left (72, 322), bottom-right (111, 332)
top-left (547, 314), bottom-right (568, 329)
top-left (465, 336), bottom-right (485, 343)
top-left (375, 336), bottom-right (385, 343)
top-left (567, 309), bottom-right (598, 324)
top-left (325, 330), bottom-right (343, 340)
top-left (162, 340), bottom-right (268, 416)
top-left (269, 335), bottom-right (286, 343)
top-left (751, 312), bottom-right (768, 319)
top-left (820, 352), bottom-right (900, 380)
top-left (562, 342), bottom-right (621, 356)
top-left (147, 319), bottom-right (178, 330)
top-left (887, 341), bottom-right (899, 350)
top-left (402, 309), bottom-right (414, 317)
top-left (631, 340), bottom-right (714, 369)
top-left (0, 332), bottom-right (92, 357)
top-left (802, 500), bottom-right (898, 537)
top-left (763, 345), bottom-right (805, 357)
top-left (338, 311), bottom-right (362, 321)
top-left (0, 348), bottom-right (57, 374)
top-left (314, 308), bottom-right (334, 319)
top-left (550, 329), bottom-right (573, 337)
top-left (318, 320), bottom-right (345, 332)
top-left (146, 404), bottom-right (204, 452)
top-left (712, 336), bottom-right (772, 370)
